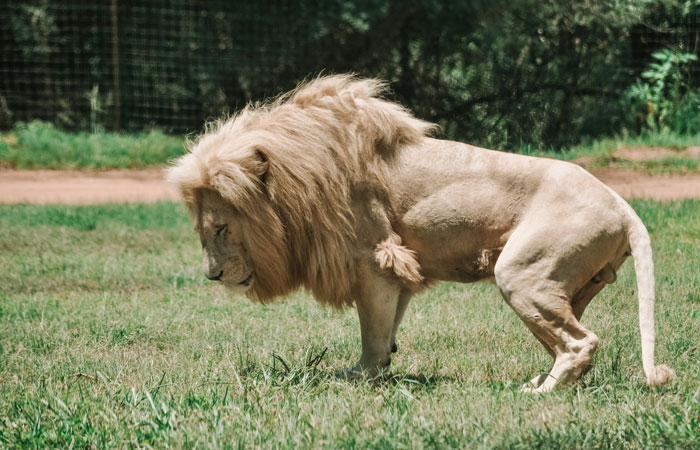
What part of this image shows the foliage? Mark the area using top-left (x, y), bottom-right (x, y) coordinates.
top-left (626, 50), bottom-right (700, 133)
top-left (0, 200), bottom-right (699, 447)
top-left (1, 0), bottom-right (698, 150)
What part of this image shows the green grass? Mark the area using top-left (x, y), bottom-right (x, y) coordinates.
top-left (524, 131), bottom-right (700, 161)
top-left (1, 122), bottom-right (698, 173)
top-left (629, 156), bottom-right (700, 174)
top-left (1, 201), bottom-right (698, 448)
top-left (521, 131), bottom-right (700, 174)
top-left (0, 121), bottom-right (186, 169)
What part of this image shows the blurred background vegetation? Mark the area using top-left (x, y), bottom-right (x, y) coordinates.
top-left (0, 0), bottom-right (698, 151)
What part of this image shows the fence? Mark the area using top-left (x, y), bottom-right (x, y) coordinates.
top-left (1, 0), bottom-right (699, 148)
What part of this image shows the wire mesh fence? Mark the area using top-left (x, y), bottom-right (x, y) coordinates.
top-left (1, 1), bottom-right (699, 148)
top-left (0, 1), bottom-right (329, 134)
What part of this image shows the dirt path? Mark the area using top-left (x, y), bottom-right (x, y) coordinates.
top-left (589, 168), bottom-right (700, 201)
top-left (1, 166), bottom-right (700, 204)
top-left (0, 169), bottom-right (179, 204)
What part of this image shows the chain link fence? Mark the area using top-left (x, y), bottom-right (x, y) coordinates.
top-left (1, 1), bottom-right (699, 148)
top-left (0, 1), bottom-right (328, 133)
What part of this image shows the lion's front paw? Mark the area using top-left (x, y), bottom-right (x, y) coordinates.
top-left (334, 363), bottom-right (393, 381)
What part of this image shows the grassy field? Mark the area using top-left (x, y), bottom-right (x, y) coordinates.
top-left (0, 200), bottom-right (699, 448)
top-left (1, 121), bottom-right (699, 173)
top-left (0, 122), bottom-right (185, 169)
top-left (524, 132), bottom-right (700, 174)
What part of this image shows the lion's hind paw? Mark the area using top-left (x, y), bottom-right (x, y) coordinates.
top-left (519, 373), bottom-right (550, 394)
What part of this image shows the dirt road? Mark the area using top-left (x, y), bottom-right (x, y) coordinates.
top-left (590, 168), bottom-right (700, 200)
top-left (0, 169), bottom-right (179, 204)
top-left (1, 166), bottom-right (700, 204)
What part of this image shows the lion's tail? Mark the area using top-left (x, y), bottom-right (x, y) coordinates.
top-left (375, 234), bottom-right (423, 290)
top-left (625, 204), bottom-right (676, 387)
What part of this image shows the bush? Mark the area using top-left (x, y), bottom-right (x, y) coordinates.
top-left (2, 0), bottom-right (699, 150)
top-left (625, 50), bottom-right (700, 134)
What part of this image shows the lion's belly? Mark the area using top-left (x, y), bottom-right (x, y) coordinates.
top-left (397, 221), bottom-right (505, 283)
top-left (418, 247), bottom-right (503, 283)
top-left (394, 182), bottom-right (512, 283)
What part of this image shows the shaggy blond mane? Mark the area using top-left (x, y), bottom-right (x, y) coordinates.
top-left (167, 74), bottom-right (436, 306)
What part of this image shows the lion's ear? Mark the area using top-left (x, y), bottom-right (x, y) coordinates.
top-left (252, 149), bottom-right (269, 184)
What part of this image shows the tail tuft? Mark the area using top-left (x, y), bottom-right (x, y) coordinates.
top-left (375, 234), bottom-right (423, 289)
top-left (647, 364), bottom-right (676, 387)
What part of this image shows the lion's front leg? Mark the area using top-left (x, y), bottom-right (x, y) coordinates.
top-left (338, 272), bottom-right (401, 379)
top-left (391, 289), bottom-right (413, 354)
top-left (357, 284), bottom-right (400, 371)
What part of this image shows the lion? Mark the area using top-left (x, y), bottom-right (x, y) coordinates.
top-left (166, 74), bottom-right (675, 392)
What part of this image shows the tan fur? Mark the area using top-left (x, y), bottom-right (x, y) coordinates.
top-left (168, 75), bottom-right (674, 392)
top-left (375, 234), bottom-right (423, 289)
top-left (167, 75), bottom-right (436, 306)
top-left (647, 364), bottom-right (676, 387)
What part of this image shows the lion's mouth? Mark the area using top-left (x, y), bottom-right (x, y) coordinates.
top-left (237, 273), bottom-right (254, 287)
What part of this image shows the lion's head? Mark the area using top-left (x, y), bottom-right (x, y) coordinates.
top-left (195, 188), bottom-right (256, 292)
top-left (167, 141), bottom-right (295, 302)
top-left (167, 74), bottom-right (436, 306)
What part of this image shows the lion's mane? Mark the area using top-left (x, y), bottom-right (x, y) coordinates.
top-left (167, 75), bottom-right (436, 306)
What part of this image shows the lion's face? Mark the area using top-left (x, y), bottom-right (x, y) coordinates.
top-left (196, 189), bottom-right (255, 292)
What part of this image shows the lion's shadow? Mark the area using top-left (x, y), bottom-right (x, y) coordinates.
top-left (341, 371), bottom-right (526, 392)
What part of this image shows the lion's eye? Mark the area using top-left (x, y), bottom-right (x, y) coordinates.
top-left (215, 224), bottom-right (227, 236)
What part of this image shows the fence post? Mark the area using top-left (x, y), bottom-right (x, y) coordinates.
top-left (110, 0), bottom-right (122, 130)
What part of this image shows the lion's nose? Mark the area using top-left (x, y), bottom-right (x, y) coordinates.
top-left (206, 270), bottom-right (223, 281)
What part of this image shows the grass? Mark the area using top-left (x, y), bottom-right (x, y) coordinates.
top-left (636, 156), bottom-right (700, 174)
top-left (522, 132), bottom-right (700, 174)
top-left (1, 121), bottom-right (698, 173)
top-left (0, 201), bottom-right (699, 448)
top-left (521, 131), bottom-right (700, 161)
top-left (0, 121), bottom-right (186, 169)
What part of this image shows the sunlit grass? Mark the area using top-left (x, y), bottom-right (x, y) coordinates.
top-left (1, 122), bottom-right (698, 173)
top-left (0, 121), bottom-right (185, 169)
top-left (519, 131), bottom-right (700, 174)
top-left (0, 201), bottom-right (698, 448)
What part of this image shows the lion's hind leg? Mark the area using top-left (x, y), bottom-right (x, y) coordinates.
top-left (494, 254), bottom-right (601, 393)
top-left (500, 285), bottom-right (599, 393)
top-left (493, 200), bottom-right (630, 392)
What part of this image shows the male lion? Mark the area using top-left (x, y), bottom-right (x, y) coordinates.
top-left (167, 75), bottom-right (675, 392)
